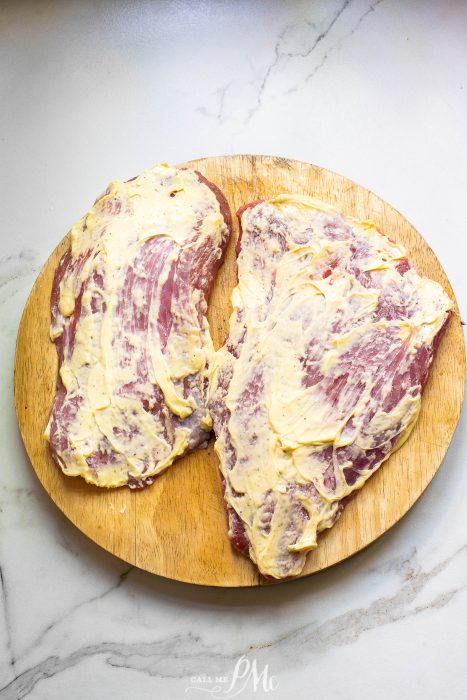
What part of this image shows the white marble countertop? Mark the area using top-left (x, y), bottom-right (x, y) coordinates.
top-left (1, 1), bottom-right (466, 698)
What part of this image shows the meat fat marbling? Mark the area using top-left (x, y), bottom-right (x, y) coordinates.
top-left (46, 164), bottom-right (231, 488)
top-left (209, 195), bottom-right (452, 580)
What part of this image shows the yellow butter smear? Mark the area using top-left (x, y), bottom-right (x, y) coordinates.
top-left (46, 164), bottom-right (227, 487)
top-left (211, 195), bottom-right (452, 579)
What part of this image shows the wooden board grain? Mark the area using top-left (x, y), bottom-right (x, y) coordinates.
top-left (14, 155), bottom-right (466, 587)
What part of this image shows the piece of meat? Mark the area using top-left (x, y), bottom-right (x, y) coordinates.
top-left (46, 164), bottom-right (231, 487)
top-left (209, 195), bottom-right (452, 579)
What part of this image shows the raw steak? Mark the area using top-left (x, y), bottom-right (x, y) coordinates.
top-left (210, 195), bottom-right (452, 579)
top-left (46, 165), bottom-right (231, 487)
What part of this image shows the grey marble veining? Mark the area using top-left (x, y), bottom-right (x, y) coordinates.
top-left (1, 1), bottom-right (466, 698)
top-left (2, 542), bottom-right (467, 700)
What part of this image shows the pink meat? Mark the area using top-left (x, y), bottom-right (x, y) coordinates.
top-left (47, 168), bottom-right (231, 487)
top-left (210, 199), bottom-right (451, 578)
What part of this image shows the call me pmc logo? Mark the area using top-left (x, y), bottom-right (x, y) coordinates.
top-left (186, 655), bottom-right (279, 698)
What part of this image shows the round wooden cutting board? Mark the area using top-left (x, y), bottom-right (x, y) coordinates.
top-left (14, 155), bottom-right (466, 587)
